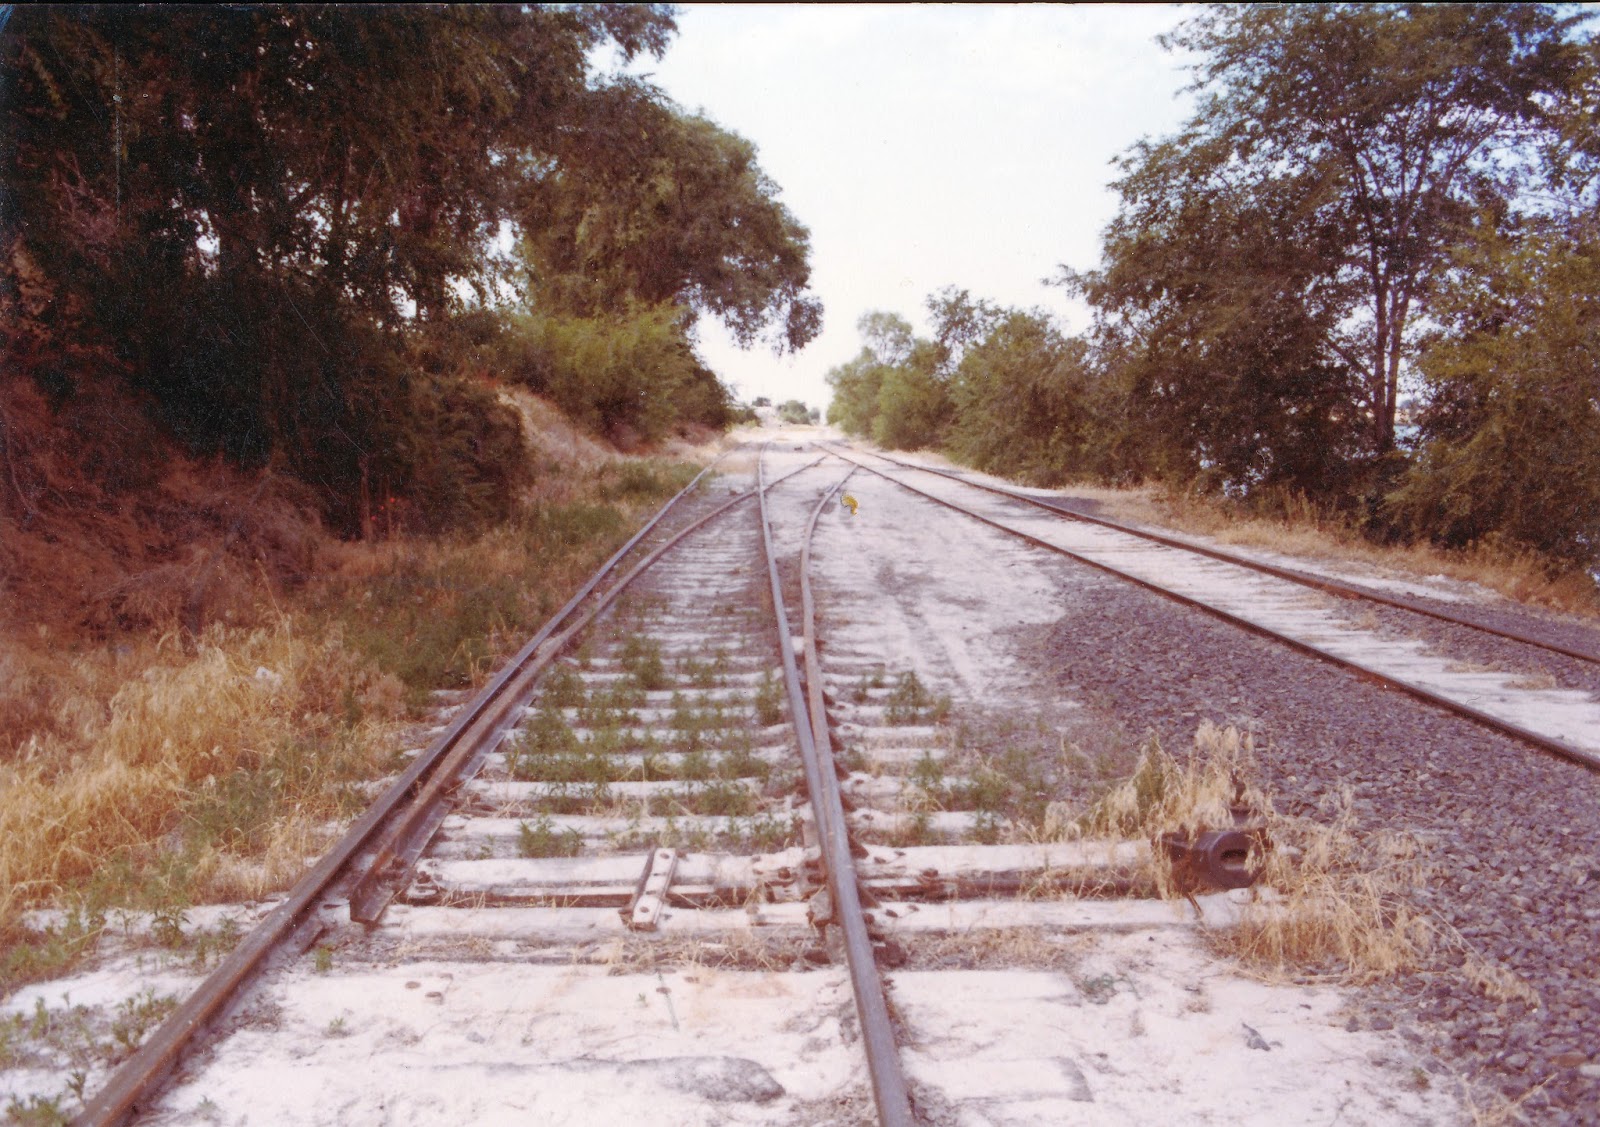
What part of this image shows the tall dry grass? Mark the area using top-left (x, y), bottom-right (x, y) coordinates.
top-left (0, 622), bottom-right (405, 916)
top-left (0, 422), bottom-right (709, 993)
top-left (1079, 723), bottom-right (1435, 984)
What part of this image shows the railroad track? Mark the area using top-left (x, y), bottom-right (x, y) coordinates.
top-left (64, 434), bottom-right (1598, 1124)
top-left (823, 443), bottom-right (1600, 772)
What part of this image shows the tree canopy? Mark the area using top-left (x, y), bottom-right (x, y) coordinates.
top-left (1, 5), bottom-right (821, 533)
top-left (1077, 2), bottom-right (1588, 498)
top-left (830, 4), bottom-right (1599, 572)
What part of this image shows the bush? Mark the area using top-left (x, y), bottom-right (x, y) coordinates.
top-left (945, 312), bottom-right (1103, 483)
top-left (499, 304), bottom-right (733, 442)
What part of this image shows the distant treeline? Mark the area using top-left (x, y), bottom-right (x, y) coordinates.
top-left (1, 5), bottom-right (820, 535)
top-left (830, 4), bottom-right (1600, 571)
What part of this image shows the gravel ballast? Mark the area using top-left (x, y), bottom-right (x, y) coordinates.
top-left (1028, 555), bottom-right (1600, 1123)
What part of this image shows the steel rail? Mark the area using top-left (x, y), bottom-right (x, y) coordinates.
top-left (835, 443), bottom-right (1600, 667)
top-left (75, 451), bottom-right (827, 1127)
top-left (345, 454), bottom-right (829, 921)
top-left (829, 446), bottom-right (1600, 775)
top-left (755, 447), bottom-right (915, 1127)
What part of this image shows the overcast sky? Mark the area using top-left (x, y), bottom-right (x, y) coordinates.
top-left (619, 3), bottom-right (1199, 412)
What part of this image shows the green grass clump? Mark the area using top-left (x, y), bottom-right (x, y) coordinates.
top-left (884, 672), bottom-right (951, 726)
top-left (517, 816), bottom-right (583, 858)
top-left (596, 460), bottom-right (700, 503)
top-left (671, 780), bottom-right (759, 817)
top-left (753, 674), bottom-right (785, 727)
top-left (620, 636), bottom-right (668, 692)
top-left (540, 665), bottom-right (587, 709)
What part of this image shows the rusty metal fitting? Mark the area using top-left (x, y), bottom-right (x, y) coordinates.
top-left (1162, 827), bottom-right (1268, 890)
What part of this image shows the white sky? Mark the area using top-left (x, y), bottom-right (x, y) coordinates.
top-left (622, 3), bottom-right (1198, 412)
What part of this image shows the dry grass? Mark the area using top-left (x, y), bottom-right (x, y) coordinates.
top-left (0, 621), bottom-right (407, 920)
top-left (1079, 723), bottom-right (1435, 984)
top-left (895, 928), bottom-right (1093, 972)
top-left (0, 395), bottom-right (717, 994)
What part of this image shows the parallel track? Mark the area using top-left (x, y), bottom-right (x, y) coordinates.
top-left (824, 443), bottom-right (1600, 773)
top-left (842, 444), bottom-right (1600, 666)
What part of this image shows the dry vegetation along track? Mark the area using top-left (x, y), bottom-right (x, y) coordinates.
top-left (65, 435), bottom-right (1600, 1124)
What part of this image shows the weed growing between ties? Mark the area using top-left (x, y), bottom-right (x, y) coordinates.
top-left (883, 672), bottom-right (951, 726)
top-left (891, 704), bottom-right (1136, 845)
top-left (607, 813), bottom-right (797, 855)
top-left (0, 454), bottom-right (703, 995)
top-left (517, 816), bottom-right (583, 859)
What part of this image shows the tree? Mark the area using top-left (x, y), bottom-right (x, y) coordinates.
top-left (1389, 219), bottom-right (1600, 564)
top-left (1082, 3), bottom-right (1588, 495)
top-left (924, 286), bottom-right (1003, 377)
top-left (1, 6), bottom-right (820, 531)
top-left (518, 97), bottom-right (823, 352)
top-left (945, 311), bottom-right (1106, 484)
top-left (776, 399), bottom-right (812, 425)
top-left (824, 298), bottom-right (999, 451)
top-left (825, 311), bottom-right (914, 436)
top-left (1076, 153), bottom-right (1371, 497)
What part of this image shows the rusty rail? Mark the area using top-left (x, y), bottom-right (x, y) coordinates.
top-left (74, 451), bottom-right (836, 1126)
top-left (755, 446), bottom-right (914, 1127)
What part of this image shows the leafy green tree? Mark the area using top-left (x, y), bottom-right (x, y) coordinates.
top-left (776, 399), bottom-right (812, 425)
top-left (520, 100), bottom-right (822, 352)
top-left (925, 286), bottom-right (1003, 377)
top-left (945, 311), bottom-right (1105, 484)
top-left (1081, 3), bottom-right (1588, 501)
top-left (825, 296), bottom-right (999, 451)
top-left (825, 312), bottom-right (915, 437)
top-left (872, 361), bottom-right (949, 450)
top-left (824, 350), bottom-right (888, 436)
top-left (1389, 222), bottom-right (1600, 565)
top-left (498, 304), bottom-right (728, 442)
top-left (1073, 156), bottom-right (1370, 497)
top-left (1, 6), bottom-right (819, 531)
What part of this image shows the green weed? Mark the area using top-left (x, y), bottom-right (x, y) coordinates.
top-left (110, 989), bottom-right (177, 1056)
top-left (0, 902), bottom-right (106, 998)
top-left (516, 816), bottom-right (583, 858)
top-left (672, 780), bottom-right (758, 818)
top-left (540, 665), bottom-right (586, 709)
top-left (596, 460), bottom-right (699, 503)
top-left (884, 672), bottom-right (950, 726)
top-left (852, 668), bottom-right (886, 703)
top-left (520, 744), bottom-right (620, 785)
top-left (677, 651), bottom-right (728, 688)
top-left (753, 673), bottom-right (784, 727)
top-left (506, 705), bottom-right (579, 774)
top-left (5, 1094), bottom-right (69, 1127)
top-left (620, 636), bottom-right (667, 692)
top-left (714, 742), bottom-right (772, 782)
